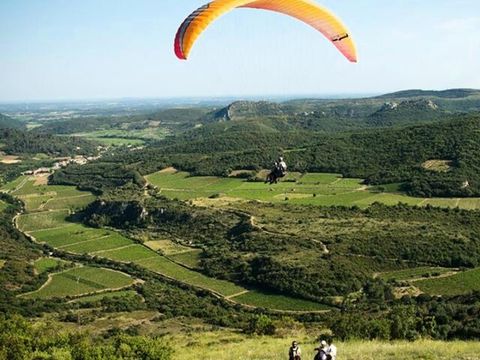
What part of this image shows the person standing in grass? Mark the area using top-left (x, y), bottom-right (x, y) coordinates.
top-left (326, 338), bottom-right (337, 360)
top-left (289, 340), bottom-right (302, 360)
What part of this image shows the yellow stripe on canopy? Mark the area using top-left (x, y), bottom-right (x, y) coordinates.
top-left (174, 0), bottom-right (357, 62)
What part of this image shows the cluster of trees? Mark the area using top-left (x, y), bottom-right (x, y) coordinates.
top-left (0, 315), bottom-right (172, 360)
top-left (0, 129), bottom-right (98, 156)
top-left (50, 163), bottom-right (145, 194)
top-left (327, 281), bottom-right (480, 341)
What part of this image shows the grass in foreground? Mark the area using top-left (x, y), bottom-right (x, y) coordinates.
top-left (169, 331), bottom-right (480, 360)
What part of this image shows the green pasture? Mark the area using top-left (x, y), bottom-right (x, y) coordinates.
top-left (416, 268), bottom-right (480, 296)
top-left (378, 267), bottom-right (455, 282)
top-left (34, 258), bottom-right (67, 274)
top-left (232, 291), bottom-right (331, 312)
top-left (146, 170), bottom-right (480, 209)
top-left (70, 290), bottom-right (140, 304)
top-left (24, 266), bottom-right (134, 299)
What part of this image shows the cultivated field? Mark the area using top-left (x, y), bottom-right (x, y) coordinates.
top-left (146, 170), bottom-right (480, 209)
top-left (24, 266), bottom-right (134, 299)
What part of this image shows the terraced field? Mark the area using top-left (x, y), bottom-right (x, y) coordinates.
top-left (11, 177), bottom-right (327, 311)
top-left (146, 170), bottom-right (480, 209)
top-left (23, 266), bottom-right (135, 299)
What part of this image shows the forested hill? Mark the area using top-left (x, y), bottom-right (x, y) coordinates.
top-left (95, 112), bottom-right (480, 198)
top-left (0, 113), bottom-right (23, 129)
top-left (0, 129), bottom-right (98, 156)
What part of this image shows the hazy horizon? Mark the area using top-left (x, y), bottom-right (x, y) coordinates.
top-left (2, 0), bottom-right (480, 102)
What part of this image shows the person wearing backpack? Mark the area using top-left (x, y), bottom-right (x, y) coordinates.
top-left (314, 340), bottom-right (328, 360)
top-left (289, 340), bottom-right (302, 360)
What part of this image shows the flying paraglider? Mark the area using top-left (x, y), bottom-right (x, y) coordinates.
top-left (174, 0), bottom-right (357, 62)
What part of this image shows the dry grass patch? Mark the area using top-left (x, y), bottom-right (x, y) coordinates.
top-left (159, 167), bottom-right (177, 174)
top-left (144, 239), bottom-right (193, 255)
top-left (34, 174), bottom-right (49, 186)
top-left (422, 159), bottom-right (453, 172)
top-left (0, 155), bottom-right (21, 164)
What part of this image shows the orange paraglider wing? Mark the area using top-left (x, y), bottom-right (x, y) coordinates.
top-left (174, 0), bottom-right (357, 62)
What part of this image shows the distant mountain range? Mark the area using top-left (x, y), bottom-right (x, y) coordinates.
top-left (198, 88), bottom-right (480, 132)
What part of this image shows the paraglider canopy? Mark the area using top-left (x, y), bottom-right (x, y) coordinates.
top-left (174, 0), bottom-right (358, 62)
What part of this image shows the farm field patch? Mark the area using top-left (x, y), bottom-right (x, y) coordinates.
top-left (23, 266), bottom-right (134, 299)
top-left (168, 250), bottom-right (202, 269)
top-left (136, 256), bottom-right (244, 297)
top-left (415, 268), bottom-right (480, 296)
top-left (99, 245), bottom-right (157, 262)
top-left (60, 234), bottom-right (133, 254)
top-left (17, 210), bottom-right (70, 232)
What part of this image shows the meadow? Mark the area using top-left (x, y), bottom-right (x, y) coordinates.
top-left (146, 170), bottom-right (480, 209)
top-left (23, 266), bottom-right (134, 299)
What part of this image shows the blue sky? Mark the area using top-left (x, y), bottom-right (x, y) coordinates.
top-left (1, 0), bottom-right (480, 101)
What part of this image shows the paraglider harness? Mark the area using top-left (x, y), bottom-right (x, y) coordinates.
top-left (266, 161), bottom-right (287, 185)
